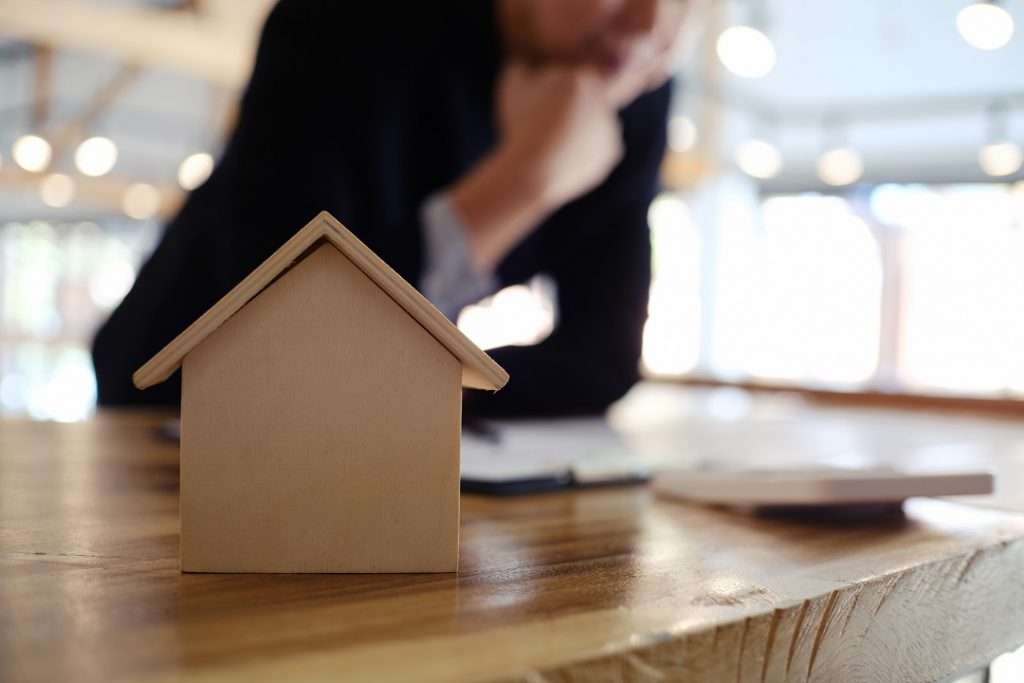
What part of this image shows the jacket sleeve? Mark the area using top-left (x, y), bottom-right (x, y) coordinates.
top-left (466, 82), bottom-right (672, 417)
top-left (92, 0), bottom-right (367, 406)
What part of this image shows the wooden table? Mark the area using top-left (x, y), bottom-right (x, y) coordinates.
top-left (3, 388), bottom-right (1024, 682)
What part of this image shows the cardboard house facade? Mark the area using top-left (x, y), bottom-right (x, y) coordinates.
top-left (133, 212), bottom-right (508, 573)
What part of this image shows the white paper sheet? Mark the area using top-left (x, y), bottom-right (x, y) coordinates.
top-left (460, 417), bottom-right (664, 484)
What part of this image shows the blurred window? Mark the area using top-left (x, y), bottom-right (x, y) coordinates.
top-left (0, 219), bottom-right (159, 420)
top-left (642, 194), bottom-right (702, 375)
top-left (874, 183), bottom-right (1024, 396)
top-left (711, 193), bottom-right (882, 385)
top-left (641, 181), bottom-right (1024, 399)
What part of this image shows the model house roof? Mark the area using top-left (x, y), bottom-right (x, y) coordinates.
top-left (133, 211), bottom-right (509, 392)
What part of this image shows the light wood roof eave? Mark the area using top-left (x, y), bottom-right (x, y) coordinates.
top-left (132, 211), bottom-right (509, 392)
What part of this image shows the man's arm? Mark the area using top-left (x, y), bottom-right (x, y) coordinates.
top-left (467, 82), bottom-right (671, 417)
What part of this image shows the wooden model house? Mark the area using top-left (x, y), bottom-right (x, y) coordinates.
top-left (133, 211), bottom-right (508, 573)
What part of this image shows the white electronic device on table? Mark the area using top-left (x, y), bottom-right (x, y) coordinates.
top-left (653, 466), bottom-right (994, 508)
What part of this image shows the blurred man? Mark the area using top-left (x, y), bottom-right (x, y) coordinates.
top-left (93, 0), bottom-right (696, 416)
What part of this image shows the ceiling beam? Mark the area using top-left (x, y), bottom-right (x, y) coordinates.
top-left (0, 0), bottom-right (254, 87)
top-left (0, 167), bottom-right (184, 219)
top-left (32, 44), bottom-right (53, 128)
top-left (46, 64), bottom-right (141, 163)
top-left (710, 86), bottom-right (1024, 127)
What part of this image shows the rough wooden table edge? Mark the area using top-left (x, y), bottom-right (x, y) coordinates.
top-left (145, 531), bottom-right (1024, 683)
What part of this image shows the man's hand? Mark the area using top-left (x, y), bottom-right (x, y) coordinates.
top-left (498, 63), bottom-right (624, 210)
top-left (451, 63), bottom-right (623, 271)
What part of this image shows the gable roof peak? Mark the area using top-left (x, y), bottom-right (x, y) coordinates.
top-left (133, 211), bottom-right (508, 392)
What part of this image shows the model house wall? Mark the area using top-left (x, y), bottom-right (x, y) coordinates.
top-left (179, 244), bottom-right (463, 572)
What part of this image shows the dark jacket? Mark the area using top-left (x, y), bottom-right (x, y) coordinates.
top-left (92, 0), bottom-right (671, 417)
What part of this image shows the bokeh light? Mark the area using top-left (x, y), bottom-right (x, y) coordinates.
top-left (122, 183), bottom-right (162, 220)
top-left (177, 152), bottom-right (214, 190)
top-left (12, 135), bottom-right (52, 173)
top-left (716, 25), bottom-right (777, 79)
top-left (735, 139), bottom-right (783, 179)
top-left (817, 147), bottom-right (864, 186)
top-left (957, 2), bottom-right (1015, 51)
top-left (39, 174), bottom-right (75, 208)
top-left (74, 136), bottom-right (118, 177)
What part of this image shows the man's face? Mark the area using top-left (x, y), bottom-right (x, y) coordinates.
top-left (524, 0), bottom-right (691, 105)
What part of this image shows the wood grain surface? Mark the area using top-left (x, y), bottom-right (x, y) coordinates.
top-left (3, 399), bottom-right (1024, 682)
